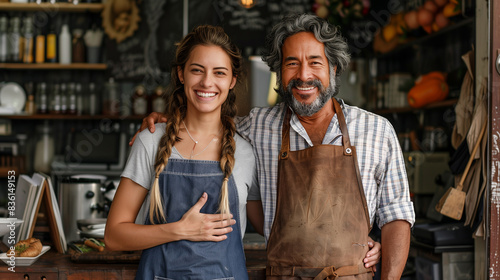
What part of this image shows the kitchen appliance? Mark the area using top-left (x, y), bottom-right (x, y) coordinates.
top-left (404, 151), bottom-right (450, 194)
top-left (58, 177), bottom-right (111, 242)
top-left (51, 131), bottom-right (127, 171)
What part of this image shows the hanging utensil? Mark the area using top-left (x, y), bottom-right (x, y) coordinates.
top-left (435, 117), bottom-right (487, 220)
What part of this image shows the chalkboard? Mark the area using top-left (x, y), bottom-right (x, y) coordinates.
top-left (105, 0), bottom-right (312, 83)
top-left (214, 0), bottom-right (312, 53)
top-left (106, 0), bottom-right (182, 85)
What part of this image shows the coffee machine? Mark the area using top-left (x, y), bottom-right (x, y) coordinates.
top-left (58, 176), bottom-right (113, 242)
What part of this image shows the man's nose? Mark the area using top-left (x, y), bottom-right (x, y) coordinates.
top-left (296, 64), bottom-right (313, 81)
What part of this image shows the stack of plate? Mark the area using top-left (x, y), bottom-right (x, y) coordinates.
top-left (0, 82), bottom-right (26, 114)
top-left (77, 218), bottom-right (106, 239)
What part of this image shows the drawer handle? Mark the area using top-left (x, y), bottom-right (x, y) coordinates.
top-left (24, 274), bottom-right (29, 280)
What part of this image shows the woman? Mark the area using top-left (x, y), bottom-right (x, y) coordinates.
top-left (105, 25), bottom-right (259, 279)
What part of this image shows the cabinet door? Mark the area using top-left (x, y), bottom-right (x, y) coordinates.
top-left (60, 268), bottom-right (137, 280)
top-left (0, 272), bottom-right (58, 280)
top-left (490, 0), bottom-right (500, 278)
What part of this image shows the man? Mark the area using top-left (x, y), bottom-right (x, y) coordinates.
top-left (133, 14), bottom-right (414, 279)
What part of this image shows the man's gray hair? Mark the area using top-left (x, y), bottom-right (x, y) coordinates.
top-left (262, 14), bottom-right (351, 83)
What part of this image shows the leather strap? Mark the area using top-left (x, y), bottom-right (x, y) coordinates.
top-left (266, 264), bottom-right (373, 279)
top-left (280, 108), bottom-right (292, 160)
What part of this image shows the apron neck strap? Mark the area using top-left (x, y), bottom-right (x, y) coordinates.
top-left (280, 108), bottom-right (293, 160)
top-left (280, 98), bottom-right (354, 158)
top-left (333, 99), bottom-right (353, 156)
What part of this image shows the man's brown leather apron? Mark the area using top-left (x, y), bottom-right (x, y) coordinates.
top-left (266, 99), bottom-right (373, 280)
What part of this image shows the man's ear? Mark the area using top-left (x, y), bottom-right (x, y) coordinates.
top-left (333, 65), bottom-right (337, 75)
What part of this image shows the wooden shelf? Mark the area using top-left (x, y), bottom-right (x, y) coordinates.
top-left (373, 98), bottom-right (458, 115)
top-left (376, 17), bottom-right (474, 59)
top-left (3, 114), bottom-right (145, 120)
top-left (0, 2), bottom-right (104, 13)
top-left (0, 63), bottom-right (107, 70)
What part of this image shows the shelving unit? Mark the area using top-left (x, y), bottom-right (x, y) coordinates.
top-left (376, 17), bottom-right (475, 59)
top-left (0, 63), bottom-right (107, 70)
top-left (0, 2), bottom-right (104, 13)
top-left (373, 99), bottom-right (458, 115)
top-left (3, 114), bottom-right (144, 120)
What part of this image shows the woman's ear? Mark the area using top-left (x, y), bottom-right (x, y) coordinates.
top-left (177, 66), bottom-right (184, 84)
top-left (229, 75), bottom-right (237, 90)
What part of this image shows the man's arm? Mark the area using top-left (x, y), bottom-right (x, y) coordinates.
top-left (129, 112), bottom-right (167, 146)
top-left (380, 220), bottom-right (411, 279)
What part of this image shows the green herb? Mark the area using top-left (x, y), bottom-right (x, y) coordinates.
top-left (15, 244), bottom-right (28, 253)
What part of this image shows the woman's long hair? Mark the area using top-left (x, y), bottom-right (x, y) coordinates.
top-left (149, 25), bottom-right (243, 224)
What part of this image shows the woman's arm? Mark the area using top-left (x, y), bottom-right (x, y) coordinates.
top-left (104, 177), bottom-right (236, 251)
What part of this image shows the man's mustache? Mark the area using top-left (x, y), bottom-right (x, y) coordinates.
top-left (286, 79), bottom-right (323, 90)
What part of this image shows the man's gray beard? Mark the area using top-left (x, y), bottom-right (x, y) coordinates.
top-left (279, 78), bottom-right (336, 117)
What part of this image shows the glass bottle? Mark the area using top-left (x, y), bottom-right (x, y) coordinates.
top-left (151, 86), bottom-right (166, 113)
top-left (67, 82), bottom-right (76, 115)
top-left (34, 25), bottom-right (45, 63)
top-left (49, 83), bottom-right (61, 114)
top-left (24, 82), bottom-right (36, 115)
top-left (75, 83), bottom-right (83, 115)
top-left (0, 16), bottom-right (8, 62)
top-left (46, 20), bottom-right (57, 63)
top-left (36, 82), bottom-right (48, 114)
top-left (59, 24), bottom-right (71, 64)
top-left (22, 16), bottom-right (34, 63)
top-left (60, 83), bottom-right (67, 114)
top-left (34, 120), bottom-right (55, 174)
top-left (8, 16), bottom-right (21, 62)
top-left (132, 85), bottom-right (147, 115)
top-left (71, 29), bottom-right (85, 63)
top-left (103, 78), bottom-right (120, 116)
top-left (88, 82), bottom-right (98, 115)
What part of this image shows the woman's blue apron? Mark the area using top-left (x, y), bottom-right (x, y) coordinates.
top-left (135, 159), bottom-right (248, 280)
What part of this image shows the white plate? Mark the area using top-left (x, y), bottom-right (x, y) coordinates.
top-left (0, 246), bottom-right (50, 266)
top-left (0, 82), bottom-right (26, 113)
top-left (0, 218), bottom-right (23, 237)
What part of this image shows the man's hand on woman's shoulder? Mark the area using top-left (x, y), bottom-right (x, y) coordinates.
top-left (129, 112), bottom-right (168, 146)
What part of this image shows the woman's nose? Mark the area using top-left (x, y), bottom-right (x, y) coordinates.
top-left (200, 73), bottom-right (214, 87)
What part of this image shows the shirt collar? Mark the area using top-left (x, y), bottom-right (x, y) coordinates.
top-left (288, 98), bottom-right (346, 146)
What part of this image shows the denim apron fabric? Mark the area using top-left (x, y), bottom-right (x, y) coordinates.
top-left (135, 159), bottom-right (248, 280)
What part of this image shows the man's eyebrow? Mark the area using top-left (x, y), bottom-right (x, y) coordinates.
top-left (284, 55), bottom-right (325, 62)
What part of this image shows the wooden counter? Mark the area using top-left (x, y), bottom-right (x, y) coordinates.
top-left (0, 249), bottom-right (266, 280)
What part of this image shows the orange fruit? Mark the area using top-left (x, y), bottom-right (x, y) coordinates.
top-left (443, 3), bottom-right (461, 17)
top-left (382, 24), bottom-right (397, 42)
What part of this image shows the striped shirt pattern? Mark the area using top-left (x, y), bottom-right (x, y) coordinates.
top-left (237, 99), bottom-right (415, 241)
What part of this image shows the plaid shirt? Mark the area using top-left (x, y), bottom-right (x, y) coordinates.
top-left (237, 99), bottom-right (415, 241)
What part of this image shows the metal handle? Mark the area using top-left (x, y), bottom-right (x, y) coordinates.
top-left (496, 50), bottom-right (500, 75)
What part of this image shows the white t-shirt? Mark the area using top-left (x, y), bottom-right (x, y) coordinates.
top-left (121, 123), bottom-right (260, 236)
